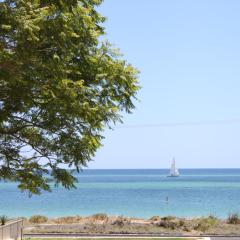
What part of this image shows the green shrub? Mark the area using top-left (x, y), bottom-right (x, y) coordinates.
top-left (227, 213), bottom-right (240, 224)
top-left (194, 216), bottom-right (218, 232)
top-left (29, 215), bottom-right (48, 224)
top-left (0, 215), bottom-right (8, 225)
top-left (158, 220), bottom-right (178, 229)
top-left (158, 217), bottom-right (180, 230)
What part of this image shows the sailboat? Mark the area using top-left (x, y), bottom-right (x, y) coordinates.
top-left (168, 158), bottom-right (180, 177)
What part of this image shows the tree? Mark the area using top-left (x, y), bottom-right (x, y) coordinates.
top-left (0, 0), bottom-right (139, 194)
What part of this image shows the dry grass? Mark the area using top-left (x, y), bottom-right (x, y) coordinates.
top-left (90, 213), bottom-right (108, 220)
top-left (29, 215), bottom-right (48, 224)
top-left (52, 216), bottom-right (83, 224)
top-left (23, 213), bottom-right (240, 236)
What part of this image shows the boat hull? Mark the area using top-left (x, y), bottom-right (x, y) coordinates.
top-left (167, 174), bottom-right (180, 177)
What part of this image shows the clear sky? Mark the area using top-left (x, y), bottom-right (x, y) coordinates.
top-left (88, 0), bottom-right (240, 169)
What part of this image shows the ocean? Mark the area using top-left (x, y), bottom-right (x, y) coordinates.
top-left (1, 169), bottom-right (240, 218)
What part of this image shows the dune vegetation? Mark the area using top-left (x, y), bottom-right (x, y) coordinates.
top-left (22, 214), bottom-right (240, 236)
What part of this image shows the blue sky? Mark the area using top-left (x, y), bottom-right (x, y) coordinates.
top-left (89, 0), bottom-right (240, 169)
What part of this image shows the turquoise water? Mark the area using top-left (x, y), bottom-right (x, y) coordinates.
top-left (1, 169), bottom-right (240, 218)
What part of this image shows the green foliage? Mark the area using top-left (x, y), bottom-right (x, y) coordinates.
top-left (0, 215), bottom-right (8, 225)
top-left (227, 213), bottom-right (240, 224)
top-left (0, 0), bottom-right (139, 194)
top-left (157, 216), bottom-right (187, 230)
top-left (29, 215), bottom-right (48, 224)
top-left (194, 215), bottom-right (218, 232)
top-left (158, 219), bottom-right (178, 230)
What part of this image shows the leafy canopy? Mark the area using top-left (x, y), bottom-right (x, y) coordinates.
top-left (0, 0), bottom-right (139, 194)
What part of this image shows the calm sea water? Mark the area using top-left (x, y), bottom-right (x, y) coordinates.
top-left (1, 169), bottom-right (240, 218)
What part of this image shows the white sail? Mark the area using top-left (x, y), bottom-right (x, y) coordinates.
top-left (168, 158), bottom-right (180, 177)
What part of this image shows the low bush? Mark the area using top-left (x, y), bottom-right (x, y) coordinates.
top-left (183, 225), bottom-right (191, 232)
top-left (29, 215), bottom-right (48, 224)
top-left (90, 213), bottom-right (108, 221)
top-left (157, 217), bottom-right (180, 230)
top-left (0, 215), bottom-right (8, 225)
top-left (227, 213), bottom-right (240, 224)
top-left (112, 216), bottom-right (130, 227)
top-left (179, 219), bottom-right (185, 227)
top-left (194, 215), bottom-right (218, 232)
top-left (161, 215), bottom-right (176, 221)
top-left (149, 216), bottom-right (161, 221)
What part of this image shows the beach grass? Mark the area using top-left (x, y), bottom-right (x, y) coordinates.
top-left (23, 214), bottom-right (237, 235)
